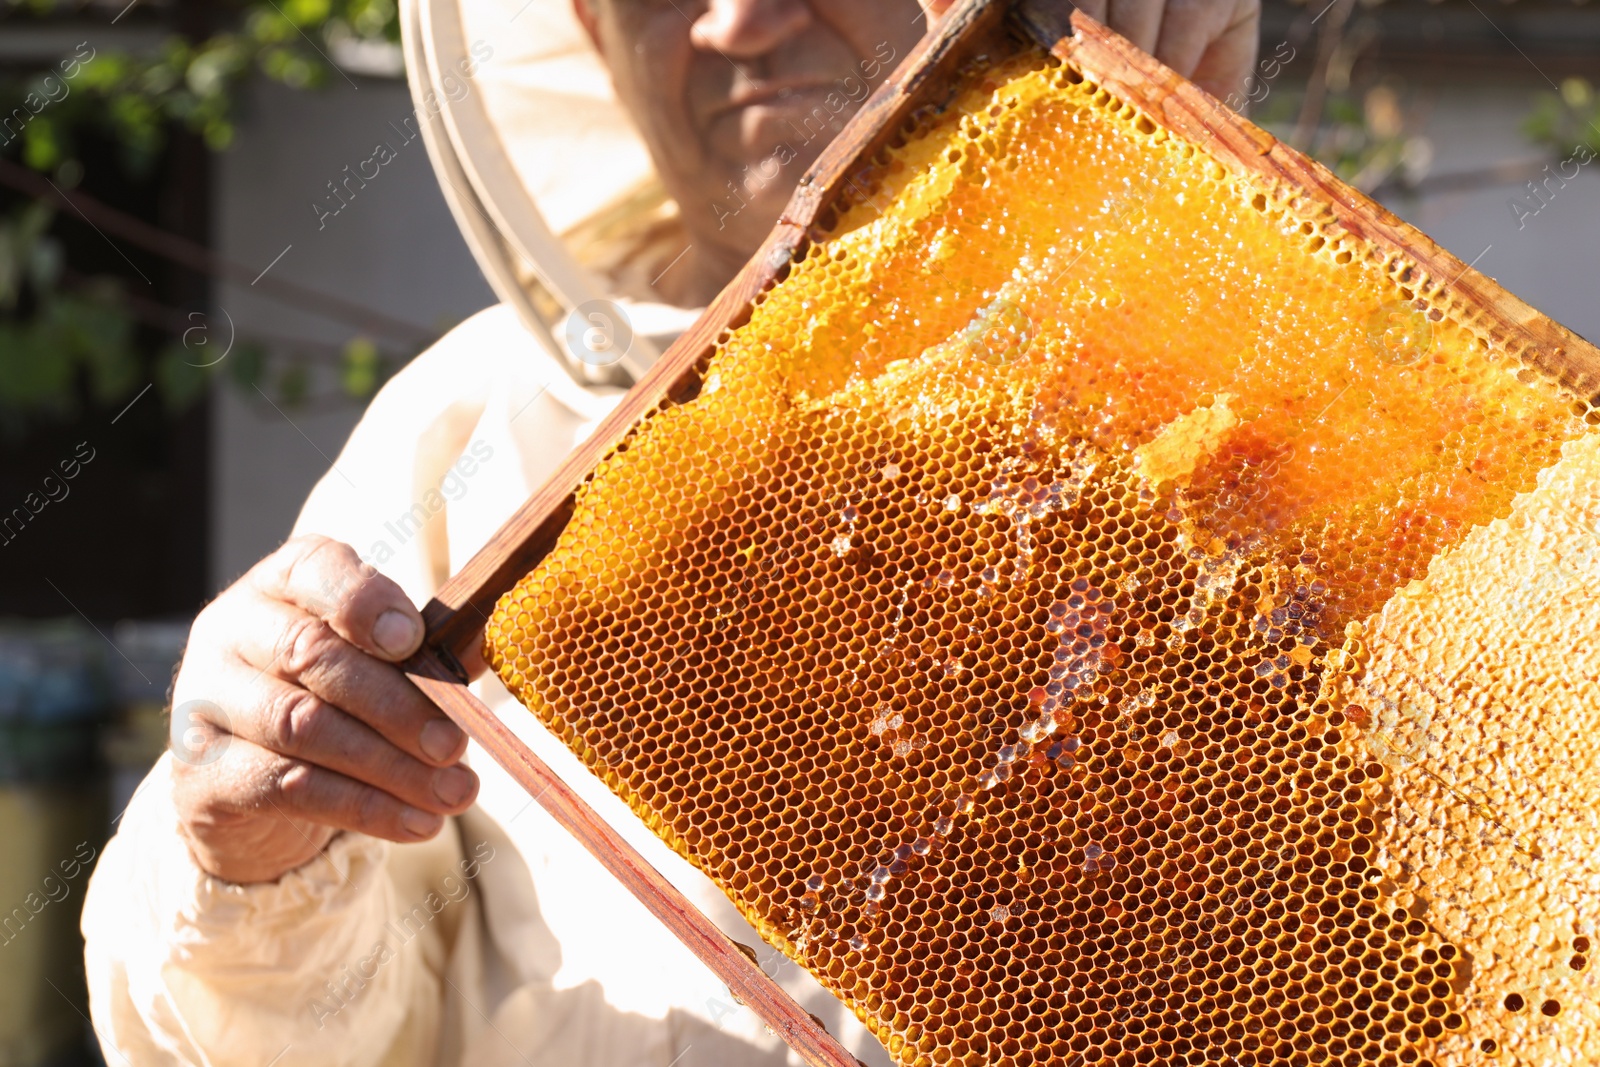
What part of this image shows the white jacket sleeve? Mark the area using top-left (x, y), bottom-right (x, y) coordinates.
top-left (79, 306), bottom-right (570, 1067)
top-left (80, 755), bottom-right (453, 1067)
top-left (80, 305), bottom-right (629, 1067)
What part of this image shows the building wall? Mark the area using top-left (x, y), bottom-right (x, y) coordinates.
top-left (211, 74), bottom-right (494, 589)
top-left (1382, 74), bottom-right (1600, 347)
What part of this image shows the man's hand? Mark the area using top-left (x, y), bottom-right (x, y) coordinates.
top-left (169, 535), bottom-right (479, 885)
top-left (920, 0), bottom-right (1261, 105)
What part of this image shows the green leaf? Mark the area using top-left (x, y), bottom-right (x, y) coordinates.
top-left (0, 318), bottom-right (77, 415)
top-left (75, 52), bottom-right (130, 91)
top-left (227, 341), bottom-right (267, 389)
top-left (259, 46), bottom-right (324, 89)
top-left (137, 61), bottom-right (182, 97)
top-left (284, 0), bottom-right (333, 27)
top-left (340, 335), bottom-right (379, 397)
top-left (21, 116), bottom-right (62, 171)
top-left (107, 93), bottom-right (166, 172)
top-left (187, 44), bottom-right (245, 98)
top-left (72, 303), bottom-right (138, 405)
top-left (1326, 98), bottom-right (1362, 126)
top-left (1561, 77), bottom-right (1592, 110)
top-left (349, 0), bottom-right (397, 39)
top-left (1521, 80), bottom-right (1600, 158)
top-left (202, 119), bottom-right (235, 152)
top-left (278, 360), bottom-right (310, 406)
top-left (156, 344), bottom-right (211, 412)
top-left (1522, 98), bottom-right (1559, 144)
top-left (33, 292), bottom-right (137, 406)
top-left (246, 8), bottom-right (297, 44)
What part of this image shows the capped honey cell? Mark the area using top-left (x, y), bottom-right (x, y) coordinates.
top-left (487, 47), bottom-right (1600, 1067)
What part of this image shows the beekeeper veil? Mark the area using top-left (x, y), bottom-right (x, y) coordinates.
top-left (400, 0), bottom-right (701, 387)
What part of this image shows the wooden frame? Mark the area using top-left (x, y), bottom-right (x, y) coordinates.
top-left (403, 2), bottom-right (1600, 1063)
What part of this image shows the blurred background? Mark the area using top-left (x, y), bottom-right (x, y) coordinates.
top-left (0, 0), bottom-right (1595, 1062)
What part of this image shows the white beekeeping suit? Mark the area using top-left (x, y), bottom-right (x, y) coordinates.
top-left (79, 0), bottom-right (895, 1063)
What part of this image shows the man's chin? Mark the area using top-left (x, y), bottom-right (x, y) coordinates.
top-left (687, 110), bottom-right (863, 264)
top-left (697, 143), bottom-right (827, 236)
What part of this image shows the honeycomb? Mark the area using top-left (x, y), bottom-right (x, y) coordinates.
top-left (485, 49), bottom-right (1600, 1067)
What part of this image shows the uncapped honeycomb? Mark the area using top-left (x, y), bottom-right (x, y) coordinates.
top-left (485, 49), bottom-right (1600, 1067)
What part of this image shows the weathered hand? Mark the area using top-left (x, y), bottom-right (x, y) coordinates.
top-left (919, 0), bottom-right (1261, 105)
top-left (168, 535), bottom-right (479, 884)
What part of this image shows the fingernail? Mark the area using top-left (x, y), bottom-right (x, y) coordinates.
top-left (419, 719), bottom-right (464, 762)
top-left (402, 807), bottom-right (444, 838)
top-left (373, 610), bottom-right (420, 657)
top-left (433, 765), bottom-right (477, 807)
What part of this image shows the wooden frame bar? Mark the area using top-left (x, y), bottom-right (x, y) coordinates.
top-left (403, 3), bottom-right (1600, 1063)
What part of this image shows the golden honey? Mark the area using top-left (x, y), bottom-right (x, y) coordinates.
top-left (486, 50), bottom-right (1600, 1067)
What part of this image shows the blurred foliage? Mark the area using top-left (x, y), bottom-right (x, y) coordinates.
top-left (1249, 58), bottom-right (1434, 197)
top-left (2, 0), bottom-right (399, 167)
top-left (0, 0), bottom-right (404, 430)
top-left (1254, 23), bottom-right (1597, 197)
top-left (1311, 84), bottom-right (1433, 193)
top-left (1265, 70), bottom-right (1600, 201)
top-left (1523, 77), bottom-right (1600, 159)
top-left (0, 203), bottom-right (135, 422)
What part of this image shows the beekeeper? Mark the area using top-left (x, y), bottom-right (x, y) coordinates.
top-left (82, 0), bottom-right (1260, 1063)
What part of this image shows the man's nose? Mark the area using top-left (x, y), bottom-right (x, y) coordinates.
top-left (690, 0), bottom-right (812, 58)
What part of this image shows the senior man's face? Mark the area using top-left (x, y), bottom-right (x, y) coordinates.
top-left (577, 0), bottom-right (924, 292)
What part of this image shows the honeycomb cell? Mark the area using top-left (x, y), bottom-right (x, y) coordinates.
top-left (486, 47), bottom-right (1597, 1067)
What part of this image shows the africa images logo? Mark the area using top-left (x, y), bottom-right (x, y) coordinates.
top-left (563, 299), bottom-right (634, 368)
top-left (1364, 300), bottom-right (1433, 367)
